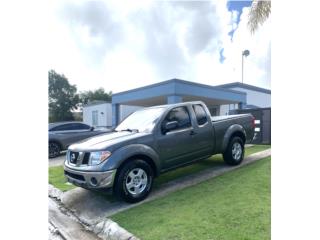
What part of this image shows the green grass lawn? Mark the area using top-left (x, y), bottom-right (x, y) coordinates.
top-left (49, 166), bottom-right (76, 192)
top-left (49, 145), bottom-right (270, 192)
top-left (111, 156), bottom-right (271, 240)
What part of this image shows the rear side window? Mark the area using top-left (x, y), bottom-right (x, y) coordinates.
top-left (193, 104), bottom-right (208, 125)
top-left (51, 124), bottom-right (73, 131)
top-left (51, 123), bottom-right (90, 131)
top-left (163, 107), bottom-right (191, 132)
top-left (71, 123), bottom-right (91, 130)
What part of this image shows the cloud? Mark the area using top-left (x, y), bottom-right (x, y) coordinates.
top-left (120, 1), bottom-right (225, 80)
top-left (229, 7), bottom-right (271, 88)
top-left (58, 0), bottom-right (124, 64)
top-left (50, 0), bottom-right (270, 92)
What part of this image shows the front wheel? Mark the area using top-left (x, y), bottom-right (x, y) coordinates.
top-left (49, 142), bottom-right (61, 158)
top-left (223, 136), bottom-right (244, 166)
top-left (114, 159), bottom-right (154, 203)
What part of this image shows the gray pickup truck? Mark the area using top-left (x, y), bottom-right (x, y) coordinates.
top-left (64, 101), bottom-right (255, 203)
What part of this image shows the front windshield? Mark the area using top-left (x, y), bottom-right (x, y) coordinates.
top-left (115, 107), bottom-right (166, 133)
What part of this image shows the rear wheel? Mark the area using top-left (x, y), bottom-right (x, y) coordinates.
top-left (223, 136), bottom-right (244, 166)
top-left (49, 142), bottom-right (61, 158)
top-left (114, 159), bottom-right (154, 203)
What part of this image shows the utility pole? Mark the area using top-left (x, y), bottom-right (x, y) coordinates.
top-left (242, 49), bottom-right (250, 84)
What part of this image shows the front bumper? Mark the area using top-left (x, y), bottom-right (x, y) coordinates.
top-left (64, 166), bottom-right (117, 189)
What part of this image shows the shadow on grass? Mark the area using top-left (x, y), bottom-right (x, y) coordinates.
top-left (154, 155), bottom-right (224, 188)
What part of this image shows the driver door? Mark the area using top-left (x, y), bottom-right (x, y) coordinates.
top-left (157, 106), bottom-right (198, 169)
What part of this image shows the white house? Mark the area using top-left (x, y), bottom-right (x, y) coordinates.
top-left (83, 101), bottom-right (142, 128)
top-left (83, 101), bottom-right (112, 128)
top-left (216, 82), bottom-right (271, 115)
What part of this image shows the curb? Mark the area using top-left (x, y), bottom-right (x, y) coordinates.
top-left (49, 184), bottom-right (139, 240)
top-left (92, 219), bottom-right (139, 240)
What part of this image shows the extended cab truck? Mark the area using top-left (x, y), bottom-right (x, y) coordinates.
top-left (64, 101), bottom-right (255, 203)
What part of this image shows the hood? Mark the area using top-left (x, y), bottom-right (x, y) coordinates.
top-left (68, 131), bottom-right (149, 151)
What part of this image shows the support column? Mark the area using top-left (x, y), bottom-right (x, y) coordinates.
top-left (239, 102), bottom-right (246, 109)
top-left (112, 103), bottom-right (120, 127)
top-left (167, 95), bottom-right (182, 104)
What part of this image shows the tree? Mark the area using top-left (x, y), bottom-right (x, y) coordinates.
top-left (49, 70), bottom-right (79, 122)
top-left (248, 0), bottom-right (271, 34)
top-left (79, 88), bottom-right (112, 106)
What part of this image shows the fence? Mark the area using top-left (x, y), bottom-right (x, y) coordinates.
top-left (229, 108), bottom-right (271, 145)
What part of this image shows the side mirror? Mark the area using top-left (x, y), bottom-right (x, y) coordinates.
top-left (164, 121), bottom-right (178, 133)
top-left (90, 126), bottom-right (95, 131)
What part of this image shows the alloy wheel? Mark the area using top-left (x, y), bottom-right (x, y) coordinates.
top-left (125, 168), bottom-right (148, 195)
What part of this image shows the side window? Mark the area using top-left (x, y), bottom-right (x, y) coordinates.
top-left (193, 104), bottom-right (208, 125)
top-left (72, 123), bottom-right (90, 130)
top-left (162, 107), bottom-right (191, 133)
top-left (51, 124), bottom-right (73, 131)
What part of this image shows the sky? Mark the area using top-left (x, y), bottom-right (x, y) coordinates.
top-left (48, 0), bottom-right (271, 93)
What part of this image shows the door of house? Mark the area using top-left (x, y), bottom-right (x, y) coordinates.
top-left (92, 110), bottom-right (98, 126)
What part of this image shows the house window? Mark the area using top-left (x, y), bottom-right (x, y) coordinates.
top-left (209, 107), bottom-right (219, 116)
top-left (92, 110), bottom-right (98, 126)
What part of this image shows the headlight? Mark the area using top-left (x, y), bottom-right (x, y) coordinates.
top-left (88, 151), bottom-right (111, 165)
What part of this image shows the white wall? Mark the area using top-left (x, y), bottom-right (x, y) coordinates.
top-left (229, 87), bottom-right (271, 108)
top-left (83, 103), bottom-right (143, 127)
top-left (219, 87), bottom-right (270, 116)
top-left (219, 103), bottom-right (239, 116)
top-left (83, 103), bottom-right (112, 127)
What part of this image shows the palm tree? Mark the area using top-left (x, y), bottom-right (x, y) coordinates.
top-left (248, 0), bottom-right (271, 34)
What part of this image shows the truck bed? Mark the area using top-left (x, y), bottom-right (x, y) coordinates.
top-left (211, 114), bottom-right (251, 122)
top-left (211, 113), bottom-right (254, 154)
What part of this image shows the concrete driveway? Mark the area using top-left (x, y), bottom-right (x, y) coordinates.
top-left (49, 152), bottom-right (66, 167)
top-left (52, 148), bottom-right (271, 227)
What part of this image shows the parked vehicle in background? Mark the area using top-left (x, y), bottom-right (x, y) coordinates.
top-left (49, 122), bottom-right (109, 158)
top-left (64, 101), bottom-right (255, 203)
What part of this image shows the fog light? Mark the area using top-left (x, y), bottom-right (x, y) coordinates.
top-left (90, 177), bottom-right (98, 186)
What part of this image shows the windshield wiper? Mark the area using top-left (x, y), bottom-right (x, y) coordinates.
top-left (120, 128), bottom-right (139, 132)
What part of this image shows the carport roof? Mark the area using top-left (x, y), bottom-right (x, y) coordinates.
top-left (216, 82), bottom-right (271, 94)
top-left (112, 79), bottom-right (247, 106)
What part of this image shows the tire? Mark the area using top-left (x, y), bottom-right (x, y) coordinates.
top-left (49, 142), bottom-right (61, 158)
top-left (114, 159), bottom-right (154, 203)
top-left (223, 136), bottom-right (244, 166)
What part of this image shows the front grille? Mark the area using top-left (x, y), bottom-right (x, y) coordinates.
top-left (82, 153), bottom-right (90, 165)
top-left (64, 170), bottom-right (85, 181)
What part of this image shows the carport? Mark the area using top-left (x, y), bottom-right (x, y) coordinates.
top-left (111, 79), bottom-right (247, 127)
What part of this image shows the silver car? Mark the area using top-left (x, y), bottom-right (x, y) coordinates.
top-left (49, 122), bottom-right (109, 158)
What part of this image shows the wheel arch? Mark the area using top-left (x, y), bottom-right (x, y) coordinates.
top-left (105, 144), bottom-right (161, 177)
top-left (117, 154), bottom-right (158, 178)
top-left (49, 139), bottom-right (62, 150)
top-left (222, 124), bottom-right (246, 153)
